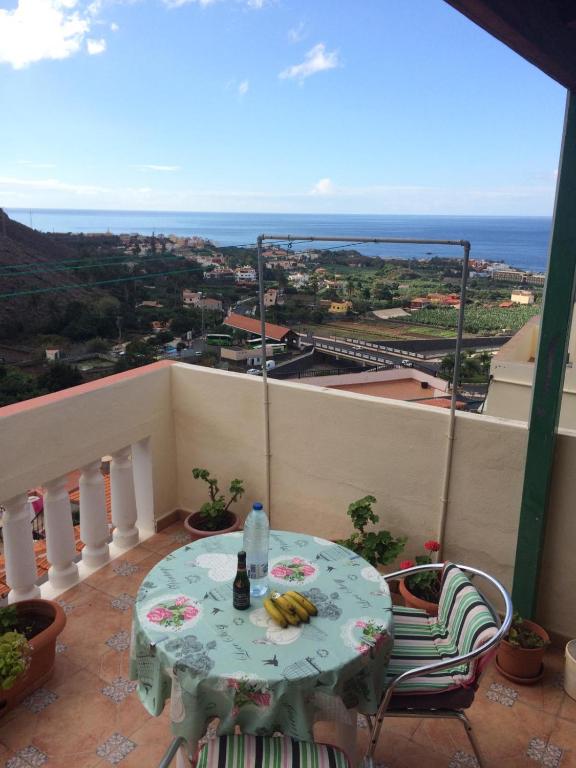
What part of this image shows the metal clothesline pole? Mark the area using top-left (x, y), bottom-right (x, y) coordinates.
top-left (257, 234), bottom-right (471, 549)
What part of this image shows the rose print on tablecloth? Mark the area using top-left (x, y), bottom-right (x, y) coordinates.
top-left (268, 556), bottom-right (318, 585)
top-left (141, 595), bottom-right (202, 632)
top-left (340, 616), bottom-right (389, 657)
top-left (221, 673), bottom-right (273, 717)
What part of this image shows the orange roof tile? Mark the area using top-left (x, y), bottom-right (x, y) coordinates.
top-left (223, 313), bottom-right (294, 342)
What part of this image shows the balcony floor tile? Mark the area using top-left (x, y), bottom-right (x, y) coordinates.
top-left (1, 531), bottom-right (576, 768)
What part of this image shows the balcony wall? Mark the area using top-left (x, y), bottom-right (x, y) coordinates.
top-left (1, 360), bottom-right (575, 638)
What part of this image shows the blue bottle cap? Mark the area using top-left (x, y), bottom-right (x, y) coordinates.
top-left (253, 502), bottom-right (263, 510)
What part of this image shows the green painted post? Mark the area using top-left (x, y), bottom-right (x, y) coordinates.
top-left (512, 90), bottom-right (576, 617)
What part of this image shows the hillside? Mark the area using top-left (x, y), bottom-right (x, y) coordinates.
top-left (0, 209), bottom-right (107, 336)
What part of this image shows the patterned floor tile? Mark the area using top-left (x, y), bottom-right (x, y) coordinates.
top-left (448, 751), bottom-right (479, 768)
top-left (106, 630), bottom-right (131, 652)
top-left (101, 677), bottom-right (138, 704)
top-left (96, 733), bottom-right (136, 765)
top-left (22, 688), bottom-right (58, 714)
top-left (170, 532), bottom-right (192, 545)
top-left (526, 737), bottom-right (563, 767)
top-left (110, 593), bottom-right (136, 612)
top-left (56, 600), bottom-right (74, 614)
top-left (112, 561), bottom-right (140, 577)
top-left (6, 746), bottom-right (48, 768)
top-left (55, 641), bottom-right (68, 654)
top-left (486, 681), bottom-right (519, 707)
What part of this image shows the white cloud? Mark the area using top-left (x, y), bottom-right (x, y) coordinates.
top-left (162, 0), bottom-right (217, 8)
top-left (134, 164), bottom-right (181, 172)
top-left (238, 79), bottom-right (249, 97)
top-left (310, 177), bottom-right (336, 196)
top-left (0, 175), bottom-right (105, 195)
top-left (279, 43), bottom-right (339, 82)
top-left (287, 21), bottom-right (306, 44)
top-left (86, 37), bottom-right (106, 54)
top-left (0, 0), bottom-right (113, 68)
top-left (110, 22), bottom-right (119, 32)
top-left (17, 160), bottom-right (57, 169)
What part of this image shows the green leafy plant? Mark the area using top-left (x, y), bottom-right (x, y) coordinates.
top-left (192, 468), bottom-right (245, 531)
top-left (0, 606), bottom-right (18, 634)
top-left (507, 612), bottom-right (548, 649)
top-left (400, 540), bottom-right (442, 602)
top-left (0, 631), bottom-right (30, 690)
top-left (337, 495), bottom-right (406, 568)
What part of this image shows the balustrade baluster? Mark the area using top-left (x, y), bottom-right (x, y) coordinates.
top-left (44, 475), bottom-right (80, 589)
top-left (111, 446), bottom-right (139, 548)
top-left (132, 437), bottom-right (155, 535)
top-left (80, 460), bottom-right (110, 568)
top-left (2, 493), bottom-right (41, 603)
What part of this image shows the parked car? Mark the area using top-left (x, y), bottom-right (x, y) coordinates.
top-left (401, 359), bottom-right (414, 368)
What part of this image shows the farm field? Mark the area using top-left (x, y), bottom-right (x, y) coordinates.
top-left (298, 319), bottom-right (458, 341)
top-left (408, 304), bottom-right (540, 334)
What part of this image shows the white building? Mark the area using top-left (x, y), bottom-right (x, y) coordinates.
top-left (234, 266), bottom-right (257, 284)
top-left (511, 289), bottom-right (535, 305)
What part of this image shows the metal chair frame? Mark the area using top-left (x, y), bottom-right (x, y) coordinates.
top-left (365, 562), bottom-right (513, 768)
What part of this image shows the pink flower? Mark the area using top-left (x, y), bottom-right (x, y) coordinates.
top-left (147, 607), bottom-right (173, 623)
top-left (183, 605), bottom-right (199, 620)
top-left (355, 620), bottom-right (368, 629)
top-left (400, 559), bottom-right (415, 570)
top-left (301, 565), bottom-right (315, 576)
top-left (356, 643), bottom-right (370, 655)
top-left (251, 692), bottom-right (271, 707)
top-left (424, 540), bottom-right (440, 552)
top-left (271, 566), bottom-right (291, 578)
top-left (291, 557), bottom-right (304, 565)
top-left (227, 679), bottom-right (240, 689)
top-left (174, 596), bottom-right (189, 606)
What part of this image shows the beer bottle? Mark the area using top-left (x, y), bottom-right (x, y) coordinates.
top-left (233, 550), bottom-right (251, 610)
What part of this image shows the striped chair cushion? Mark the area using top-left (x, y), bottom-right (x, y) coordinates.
top-left (197, 735), bottom-right (350, 768)
top-left (387, 564), bottom-right (497, 694)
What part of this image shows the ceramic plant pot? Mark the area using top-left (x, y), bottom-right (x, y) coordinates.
top-left (495, 619), bottom-right (549, 684)
top-left (0, 599), bottom-right (67, 716)
top-left (399, 577), bottom-right (439, 617)
top-left (183, 511), bottom-right (240, 539)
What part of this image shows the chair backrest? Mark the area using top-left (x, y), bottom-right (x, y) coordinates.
top-left (435, 563), bottom-right (498, 685)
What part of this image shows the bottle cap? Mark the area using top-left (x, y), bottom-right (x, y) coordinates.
top-left (253, 502), bottom-right (263, 510)
top-left (238, 550), bottom-right (246, 561)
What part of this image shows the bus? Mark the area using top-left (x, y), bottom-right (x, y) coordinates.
top-left (205, 334), bottom-right (233, 347)
top-left (248, 338), bottom-right (286, 355)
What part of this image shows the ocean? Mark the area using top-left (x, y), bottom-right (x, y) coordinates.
top-left (6, 209), bottom-right (552, 273)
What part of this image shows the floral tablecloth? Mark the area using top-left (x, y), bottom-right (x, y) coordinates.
top-left (129, 530), bottom-right (393, 746)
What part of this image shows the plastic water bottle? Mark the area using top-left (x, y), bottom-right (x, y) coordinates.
top-left (243, 502), bottom-right (270, 597)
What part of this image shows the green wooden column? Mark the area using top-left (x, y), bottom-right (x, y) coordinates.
top-left (512, 89), bottom-right (576, 617)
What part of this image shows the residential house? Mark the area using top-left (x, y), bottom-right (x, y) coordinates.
top-left (511, 290), bottom-right (536, 305)
top-left (328, 300), bottom-right (353, 315)
top-left (234, 266), bottom-right (257, 285)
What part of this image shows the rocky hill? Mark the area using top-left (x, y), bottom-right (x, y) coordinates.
top-left (0, 209), bottom-right (107, 336)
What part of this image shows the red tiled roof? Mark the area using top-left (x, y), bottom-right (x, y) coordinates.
top-left (223, 313), bottom-right (294, 341)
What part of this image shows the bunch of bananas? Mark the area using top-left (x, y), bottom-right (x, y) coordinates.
top-left (263, 591), bottom-right (318, 628)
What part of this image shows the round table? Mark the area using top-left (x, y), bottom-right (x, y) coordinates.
top-left (129, 530), bottom-right (393, 746)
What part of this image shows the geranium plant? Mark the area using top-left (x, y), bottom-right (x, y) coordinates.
top-left (506, 612), bottom-right (548, 649)
top-left (0, 606), bottom-right (31, 691)
top-left (337, 495), bottom-right (406, 568)
top-left (192, 468), bottom-right (245, 531)
top-left (400, 540), bottom-right (441, 602)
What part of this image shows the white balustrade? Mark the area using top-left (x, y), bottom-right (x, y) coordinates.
top-left (44, 475), bottom-right (80, 589)
top-left (79, 460), bottom-right (111, 568)
top-left (2, 493), bottom-right (41, 603)
top-left (111, 446), bottom-right (139, 548)
top-left (132, 437), bottom-right (155, 534)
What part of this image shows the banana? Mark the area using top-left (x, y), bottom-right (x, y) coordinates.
top-left (281, 593), bottom-right (310, 623)
top-left (263, 597), bottom-right (288, 628)
top-left (271, 594), bottom-right (301, 626)
top-left (287, 591), bottom-right (318, 617)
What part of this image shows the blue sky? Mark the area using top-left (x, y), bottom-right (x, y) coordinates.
top-left (0, 0), bottom-right (567, 214)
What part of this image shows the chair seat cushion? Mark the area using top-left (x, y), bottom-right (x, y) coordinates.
top-left (197, 735), bottom-right (350, 768)
top-left (388, 566), bottom-right (497, 696)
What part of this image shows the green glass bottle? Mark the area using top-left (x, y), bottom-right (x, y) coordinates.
top-left (233, 550), bottom-right (251, 610)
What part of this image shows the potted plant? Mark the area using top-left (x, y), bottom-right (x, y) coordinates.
top-left (337, 496), bottom-right (406, 569)
top-left (496, 611), bottom-right (549, 684)
top-left (0, 600), bottom-right (66, 716)
top-left (184, 468), bottom-right (245, 538)
top-left (398, 540), bottom-right (441, 616)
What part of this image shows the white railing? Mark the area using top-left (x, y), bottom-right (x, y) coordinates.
top-left (1, 438), bottom-right (155, 603)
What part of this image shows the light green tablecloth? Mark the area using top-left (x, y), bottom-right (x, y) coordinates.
top-left (129, 530), bottom-right (393, 745)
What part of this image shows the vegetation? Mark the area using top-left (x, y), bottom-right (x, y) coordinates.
top-left (407, 304), bottom-right (540, 334)
top-left (506, 612), bottom-right (548, 649)
top-left (191, 468), bottom-right (245, 531)
top-left (337, 495), bottom-right (406, 568)
top-left (400, 540), bottom-right (442, 603)
top-left (0, 607), bottom-right (30, 691)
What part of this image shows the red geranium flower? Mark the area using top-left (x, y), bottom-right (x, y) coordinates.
top-left (424, 540), bottom-right (440, 552)
top-left (400, 559), bottom-right (415, 570)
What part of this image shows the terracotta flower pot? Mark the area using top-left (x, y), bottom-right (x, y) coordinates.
top-left (184, 511), bottom-right (240, 539)
top-left (0, 599), bottom-right (67, 716)
top-left (496, 619), bottom-right (549, 684)
top-left (399, 577), bottom-right (439, 616)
